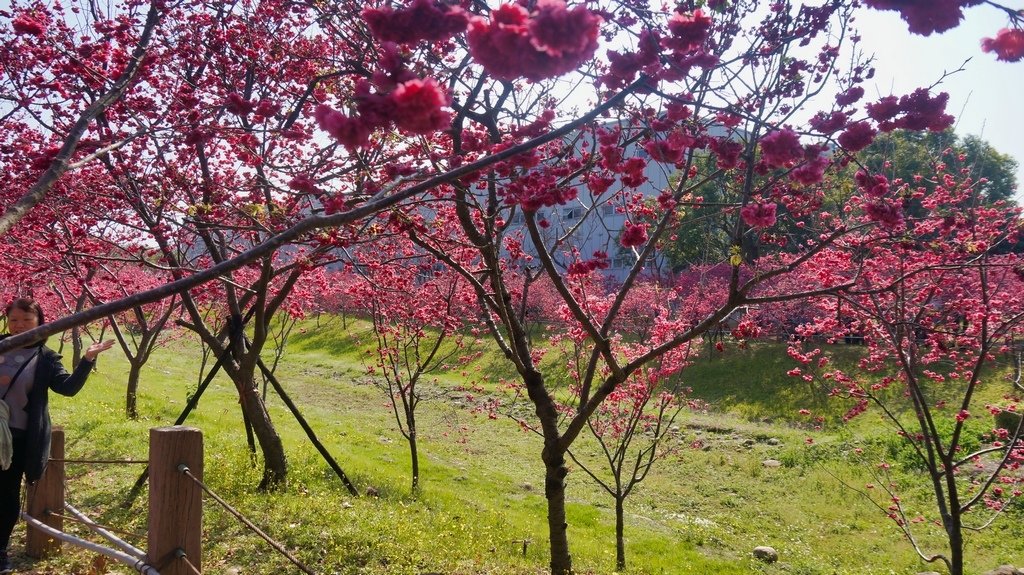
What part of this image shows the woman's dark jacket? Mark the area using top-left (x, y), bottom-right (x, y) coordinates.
top-left (0, 335), bottom-right (94, 482)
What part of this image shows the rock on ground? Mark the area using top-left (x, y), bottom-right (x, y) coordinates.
top-left (983, 566), bottom-right (1024, 575)
top-left (752, 546), bottom-right (778, 563)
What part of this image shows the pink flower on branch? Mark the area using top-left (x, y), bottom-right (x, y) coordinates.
top-left (288, 174), bottom-right (319, 194)
top-left (981, 28), bottom-right (1024, 62)
top-left (740, 202), bottom-right (777, 228)
top-left (863, 200), bottom-right (904, 229)
top-left (864, 0), bottom-right (982, 36)
top-left (809, 111), bottom-right (847, 134)
top-left (892, 89), bottom-right (954, 131)
top-left (868, 89), bottom-right (954, 133)
top-left (12, 13), bottom-right (47, 36)
top-left (314, 104), bottom-right (372, 148)
top-left (362, 0), bottom-right (469, 44)
top-left (837, 121), bottom-right (876, 152)
top-left (390, 78), bottom-right (451, 134)
top-left (467, 0), bottom-right (601, 81)
top-left (866, 96), bottom-right (900, 123)
top-left (529, 0), bottom-right (601, 57)
top-left (225, 93), bottom-right (255, 117)
top-left (759, 128), bottom-right (802, 169)
top-left (643, 130), bottom-right (694, 164)
top-left (620, 221), bottom-right (648, 248)
top-left (663, 9), bottom-right (712, 54)
top-left (835, 86), bottom-right (865, 107)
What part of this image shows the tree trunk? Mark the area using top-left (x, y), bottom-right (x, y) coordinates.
top-left (236, 376), bottom-right (288, 490)
top-left (70, 326), bottom-right (83, 368)
top-left (125, 362), bottom-right (142, 420)
top-left (544, 448), bottom-right (572, 575)
top-left (407, 409), bottom-right (419, 492)
top-left (615, 495), bottom-right (625, 571)
top-left (947, 512), bottom-right (964, 575)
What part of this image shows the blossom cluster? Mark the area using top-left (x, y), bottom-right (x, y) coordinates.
top-left (567, 251), bottom-right (610, 275)
top-left (981, 28), bottom-right (1024, 62)
top-left (740, 202), bottom-right (778, 229)
top-left (315, 53), bottom-right (451, 147)
top-left (468, 0), bottom-right (602, 82)
top-left (362, 0), bottom-right (469, 44)
top-left (864, 0), bottom-right (982, 36)
top-left (866, 89), bottom-right (954, 133)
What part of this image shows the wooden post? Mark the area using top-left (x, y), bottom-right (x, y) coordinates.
top-left (147, 426), bottom-right (202, 575)
top-left (26, 427), bottom-right (64, 558)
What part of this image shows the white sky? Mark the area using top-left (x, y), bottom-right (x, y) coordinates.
top-left (851, 5), bottom-right (1024, 201)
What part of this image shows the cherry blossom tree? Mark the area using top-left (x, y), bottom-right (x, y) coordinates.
top-left (89, 264), bottom-right (181, 419)
top-left (555, 282), bottom-right (696, 570)
top-left (347, 235), bottom-right (475, 491)
top-left (386, 3), bottom-right (872, 570)
top-left (789, 168), bottom-right (1024, 575)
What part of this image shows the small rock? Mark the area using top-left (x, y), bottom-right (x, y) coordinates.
top-left (226, 568), bottom-right (242, 575)
top-left (983, 566), bottom-right (1024, 575)
top-left (341, 501), bottom-right (353, 509)
top-left (742, 439), bottom-right (756, 447)
top-left (752, 546), bottom-right (778, 563)
top-left (767, 438), bottom-right (781, 446)
top-left (762, 459), bottom-right (783, 468)
top-left (365, 486), bottom-right (380, 498)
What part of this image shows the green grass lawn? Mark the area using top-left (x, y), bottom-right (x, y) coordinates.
top-left (15, 319), bottom-right (1024, 574)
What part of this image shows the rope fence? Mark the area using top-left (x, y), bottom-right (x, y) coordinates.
top-left (59, 502), bottom-right (147, 547)
top-left (20, 512), bottom-right (160, 574)
top-left (22, 425), bottom-right (321, 575)
top-left (52, 458), bottom-right (150, 465)
top-left (179, 466), bottom-right (316, 575)
top-left (176, 549), bottom-right (202, 575)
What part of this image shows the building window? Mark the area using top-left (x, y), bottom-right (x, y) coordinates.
top-left (563, 206), bottom-right (584, 221)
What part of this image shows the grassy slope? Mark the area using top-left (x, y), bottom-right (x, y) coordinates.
top-left (17, 317), bottom-right (1024, 575)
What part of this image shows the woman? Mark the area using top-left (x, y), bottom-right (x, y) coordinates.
top-left (0, 298), bottom-right (113, 573)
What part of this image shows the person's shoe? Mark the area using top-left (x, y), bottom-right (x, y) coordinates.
top-left (0, 550), bottom-right (11, 574)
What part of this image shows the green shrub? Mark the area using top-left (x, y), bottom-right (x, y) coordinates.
top-left (878, 415), bottom-right (987, 472)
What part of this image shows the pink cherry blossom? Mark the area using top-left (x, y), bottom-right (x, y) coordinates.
top-left (390, 78), bottom-right (451, 134)
top-left (835, 86), bottom-right (865, 107)
top-left (759, 129), bottom-right (802, 169)
top-left (620, 222), bottom-right (648, 247)
top-left (362, 0), bottom-right (469, 44)
top-left (838, 121), bottom-right (877, 152)
top-left (12, 13), bottom-right (47, 36)
top-left (864, 0), bottom-right (982, 36)
top-left (663, 9), bottom-right (712, 54)
top-left (468, 1), bottom-right (601, 82)
top-left (981, 28), bottom-right (1024, 62)
top-left (314, 104), bottom-right (372, 148)
top-left (740, 202), bottom-right (777, 228)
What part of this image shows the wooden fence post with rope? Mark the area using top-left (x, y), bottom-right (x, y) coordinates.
top-left (26, 427), bottom-right (65, 558)
top-left (147, 426), bottom-right (202, 575)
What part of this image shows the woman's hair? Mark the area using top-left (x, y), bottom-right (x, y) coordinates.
top-left (5, 297), bottom-right (45, 325)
